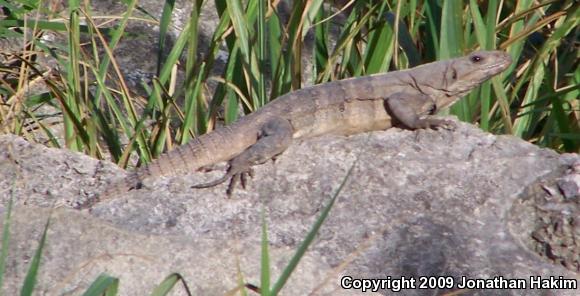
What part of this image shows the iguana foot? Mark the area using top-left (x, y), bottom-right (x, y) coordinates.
top-left (386, 93), bottom-right (457, 131)
top-left (191, 117), bottom-right (293, 196)
top-left (191, 162), bottom-right (255, 196)
top-left (416, 118), bottom-right (457, 130)
top-left (224, 165), bottom-right (255, 196)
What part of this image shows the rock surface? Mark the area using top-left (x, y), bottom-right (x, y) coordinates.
top-left (1, 121), bottom-right (579, 295)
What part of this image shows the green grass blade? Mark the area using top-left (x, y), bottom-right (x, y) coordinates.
top-left (385, 1), bottom-right (421, 67)
top-left (184, 0), bottom-right (201, 111)
top-left (469, 0), bottom-right (487, 49)
top-left (0, 196), bottom-right (14, 295)
top-left (256, 0), bottom-right (267, 107)
top-left (92, 0), bottom-right (136, 107)
top-left (479, 82), bottom-right (492, 131)
top-left (260, 206), bottom-right (270, 296)
top-left (267, 9), bottom-right (284, 98)
top-left (270, 154), bottom-right (360, 295)
top-left (513, 3), bottom-right (577, 138)
top-left (157, 0), bottom-right (175, 75)
top-left (505, 0), bottom-right (533, 74)
top-left (64, 4), bottom-right (82, 151)
top-left (226, 0), bottom-right (259, 108)
top-left (318, 3), bottom-right (378, 82)
top-left (0, 19), bottom-right (100, 34)
top-left (75, 5), bottom-right (153, 163)
top-left (440, 1), bottom-right (466, 119)
top-left (313, 5), bottom-right (329, 81)
top-left (220, 44), bottom-right (255, 121)
top-left (180, 62), bottom-right (206, 144)
top-left (484, 0), bottom-right (498, 49)
top-left (278, 0), bottom-right (308, 92)
top-left (82, 274), bottom-right (119, 296)
top-left (477, 0), bottom-right (498, 130)
top-left (491, 77), bottom-right (514, 133)
top-left (89, 66), bottom-right (132, 161)
top-left (149, 273), bottom-right (191, 296)
top-left (441, 2), bottom-right (466, 50)
top-left (548, 93), bottom-right (575, 151)
top-left (364, 11), bottom-right (394, 74)
top-left (423, 1), bottom-right (440, 59)
top-left (157, 20), bottom-right (192, 85)
top-left (408, 0), bottom-right (419, 35)
top-left (20, 213), bottom-right (51, 296)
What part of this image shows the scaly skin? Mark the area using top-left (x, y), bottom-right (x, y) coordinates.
top-left (79, 50), bottom-right (511, 209)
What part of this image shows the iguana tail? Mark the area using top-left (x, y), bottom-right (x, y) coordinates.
top-left (76, 172), bottom-right (142, 210)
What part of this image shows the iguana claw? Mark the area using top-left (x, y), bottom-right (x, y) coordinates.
top-left (226, 167), bottom-right (254, 196)
top-left (191, 163), bottom-right (254, 196)
top-left (423, 118), bottom-right (457, 130)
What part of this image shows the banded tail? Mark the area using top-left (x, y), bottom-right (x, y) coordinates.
top-left (76, 119), bottom-right (260, 210)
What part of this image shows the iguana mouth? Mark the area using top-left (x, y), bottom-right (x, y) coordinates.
top-left (472, 57), bottom-right (511, 86)
top-left (487, 62), bottom-right (508, 71)
top-left (485, 54), bottom-right (512, 73)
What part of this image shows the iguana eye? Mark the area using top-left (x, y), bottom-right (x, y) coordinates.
top-left (470, 55), bottom-right (482, 63)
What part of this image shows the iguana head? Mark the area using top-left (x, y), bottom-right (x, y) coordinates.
top-left (448, 51), bottom-right (512, 93)
top-left (412, 50), bottom-right (512, 110)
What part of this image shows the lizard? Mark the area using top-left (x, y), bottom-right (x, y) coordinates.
top-left (78, 50), bottom-right (512, 209)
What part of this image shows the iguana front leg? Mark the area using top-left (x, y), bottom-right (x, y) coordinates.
top-left (192, 117), bottom-right (294, 196)
top-left (385, 93), bottom-right (456, 130)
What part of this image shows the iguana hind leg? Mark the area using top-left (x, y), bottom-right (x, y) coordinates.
top-left (192, 117), bottom-right (294, 196)
top-left (385, 93), bottom-right (456, 130)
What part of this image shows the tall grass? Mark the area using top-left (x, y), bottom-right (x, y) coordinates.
top-left (0, 1), bottom-right (577, 162)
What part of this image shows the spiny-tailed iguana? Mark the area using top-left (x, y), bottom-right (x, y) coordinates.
top-left (79, 50), bottom-right (511, 209)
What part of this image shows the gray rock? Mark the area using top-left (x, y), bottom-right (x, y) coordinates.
top-left (1, 120), bottom-right (579, 295)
